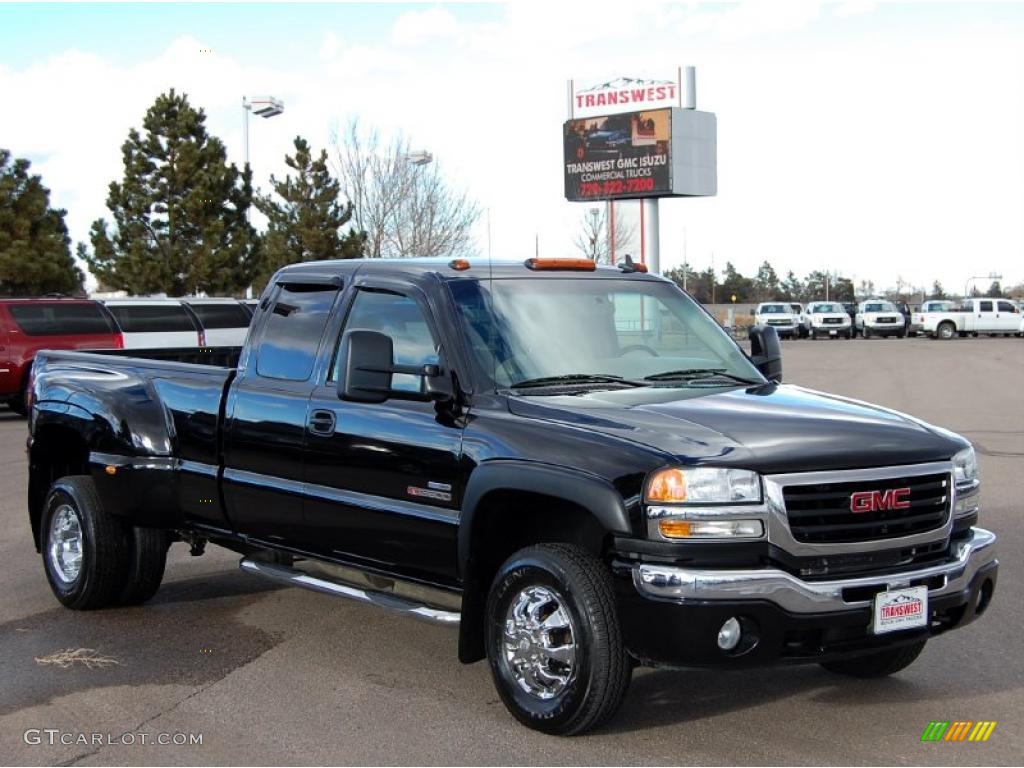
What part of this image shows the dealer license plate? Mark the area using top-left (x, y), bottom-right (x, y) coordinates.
top-left (872, 586), bottom-right (928, 634)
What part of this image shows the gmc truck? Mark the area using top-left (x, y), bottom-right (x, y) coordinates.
top-left (26, 258), bottom-right (998, 735)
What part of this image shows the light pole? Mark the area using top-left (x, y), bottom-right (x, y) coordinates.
top-left (241, 95), bottom-right (283, 298)
top-left (965, 273), bottom-right (1002, 299)
top-left (242, 95), bottom-right (284, 169)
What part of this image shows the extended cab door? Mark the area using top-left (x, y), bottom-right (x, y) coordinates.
top-left (996, 300), bottom-right (1020, 333)
top-left (221, 280), bottom-right (342, 543)
top-left (302, 280), bottom-right (463, 585)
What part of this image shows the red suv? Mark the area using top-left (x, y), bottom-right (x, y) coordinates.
top-left (0, 299), bottom-right (122, 414)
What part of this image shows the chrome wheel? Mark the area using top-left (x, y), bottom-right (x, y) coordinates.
top-left (48, 504), bottom-right (83, 584)
top-left (500, 585), bottom-right (577, 700)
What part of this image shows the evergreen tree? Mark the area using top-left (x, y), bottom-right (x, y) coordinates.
top-left (930, 280), bottom-right (947, 299)
top-left (831, 277), bottom-right (856, 302)
top-left (985, 280), bottom-right (1003, 298)
top-left (83, 90), bottom-right (257, 295)
top-left (753, 260), bottom-right (780, 301)
top-left (780, 271), bottom-right (804, 302)
top-left (0, 149), bottom-right (85, 296)
top-left (720, 262), bottom-right (752, 303)
top-left (254, 136), bottom-right (365, 288)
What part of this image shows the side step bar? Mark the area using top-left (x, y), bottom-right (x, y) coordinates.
top-left (239, 557), bottom-right (460, 626)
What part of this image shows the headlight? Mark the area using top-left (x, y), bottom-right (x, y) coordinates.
top-left (953, 446), bottom-right (979, 488)
top-left (645, 467), bottom-right (762, 504)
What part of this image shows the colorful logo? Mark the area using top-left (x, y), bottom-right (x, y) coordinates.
top-left (921, 721), bottom-right (997, 742)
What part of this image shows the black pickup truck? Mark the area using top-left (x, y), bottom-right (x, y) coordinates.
top-left (27, 257), bottom-right (997, 735)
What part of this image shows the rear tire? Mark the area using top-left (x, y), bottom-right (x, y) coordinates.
top-left (821, 640), bottom-right (926, 678)
top-left (41, 476), bottom-right (129, 610)
top-left (486, 543), bottom-right (631, 735)
top-left (937, 322), bottom-right (956, 340)
top-left (118, 528), bottom-right (170, 605)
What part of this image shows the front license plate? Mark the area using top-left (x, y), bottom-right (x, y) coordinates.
top-left (873, 586), bottom-right (928, 634)
top-left (829, 330), bottom-right (838, 336)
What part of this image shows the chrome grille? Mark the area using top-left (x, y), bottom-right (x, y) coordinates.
top-left (782, 472), bottom-right (950, 544)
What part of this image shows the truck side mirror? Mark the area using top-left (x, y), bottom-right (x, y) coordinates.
top-left (338, 330), bottom-right (393, 403)
top-left (337, 329), bottom-right (455, 404)
top-left (749, 308), bottom-right (755, 316)
top-left (748, 325), bottom-right (783, 383)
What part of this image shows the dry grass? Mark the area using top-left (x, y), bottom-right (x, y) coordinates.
top-left (35, 648), bottom-right (121, 669)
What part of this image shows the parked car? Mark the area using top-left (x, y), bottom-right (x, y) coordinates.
top-left (856, 299), bottom-right (906, 338)
top-left (805, 301), bottom-right (853, 339)
top-left (892, 300), bottom-right (919, 336)
top-left (841, 302), bottom-right (860, 336)
top-left (789, 303), bottom-right (810, 338)
top-left (102, 299), bottom-right (201, 349)
top-left (752, 302), bottom-right (800, 338)
top-left (27, 257), bottom-right (997, 735)
top-left (180, 299), bottom-right (253, 347)
top-left (0, 298), bottom-right (121, 414)
top-left (922, 298), bottom-right (1022, 339)
top-left (911, 300), bottom-right (956, 334)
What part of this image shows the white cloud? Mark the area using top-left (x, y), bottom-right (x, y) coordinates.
top-left (391, 7), bottom-right (459, 47)
top-left (319, 31), bottom-right (341, 61)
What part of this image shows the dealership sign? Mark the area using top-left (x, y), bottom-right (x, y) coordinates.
top-left (572, 76), bottom-right (681, 118)
top-left (563, 107), bottom-right (717, 201)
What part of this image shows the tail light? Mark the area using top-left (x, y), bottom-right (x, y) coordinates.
top-left (198, 330), bottom-right (207, 347)
top-left (113, 333), bottom-right (124, 349)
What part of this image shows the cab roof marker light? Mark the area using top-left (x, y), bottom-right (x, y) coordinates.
top-left (524, 258), bottom-right (597, 271)
top-left (448, 259), bottom-right (471, 271)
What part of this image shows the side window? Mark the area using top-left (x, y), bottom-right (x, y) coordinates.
top-left (256, 285), bottom-right (338, 381)
top-left (333, 290), bottom-right (438, 392)
top-left (997, 300), bottom-right (1016, 313)
top-left (978, 300), bottom-right (993, 313)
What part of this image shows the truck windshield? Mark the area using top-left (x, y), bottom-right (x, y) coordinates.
top-left (449, 278), bottom-right (763, 389)
top-left (759, 304), bottom-right (789, 314)
top-left (864, 302), bottom-right (895, 312)
top-left (811, 303), bottom-right (843, 313)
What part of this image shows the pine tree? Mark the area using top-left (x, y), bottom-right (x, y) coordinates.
top-left (0, 149), bottom-right (85, 296)
top-left (83, 90), bottom-right (258, 295)
top-left (254, 136), bottom-right (364, 288)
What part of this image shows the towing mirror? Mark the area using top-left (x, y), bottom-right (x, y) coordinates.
top-left (337, 329), bottom-right (453, 404)
top-left (748, 325), bottom-right (783, 383)
top-left (338, 330), bottom-right (394, 403)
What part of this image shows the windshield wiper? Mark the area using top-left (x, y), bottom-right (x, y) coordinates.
top-left (643, 368), bottom-right (762, 385)
top-left (510, 374), bottom-right (644, 389)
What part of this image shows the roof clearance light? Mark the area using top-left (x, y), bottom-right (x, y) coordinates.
top-left (524, 258), bottom-right (597, 271)
top-left (449, 259), bottom-right (471, 271)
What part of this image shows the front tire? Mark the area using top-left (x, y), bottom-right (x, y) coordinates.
top-left (821, 640), bottom-right (926, 678)
top-left (486, 544), bottom-right (631, 735)
top-left (41, 476), bottom-right (130, 610)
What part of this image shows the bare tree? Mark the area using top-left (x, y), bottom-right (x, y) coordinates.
top-left (573, 205), bottom-right (637, 263)
top-left (330, 120), bottom-right (481, 259)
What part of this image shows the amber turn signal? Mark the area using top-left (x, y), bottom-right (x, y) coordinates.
top-left (105, 465), bottom-right (118, 475)
top-left (645, 468), bottom-right (688, 503)
top-left (449, 259), bottom-right (471, 271)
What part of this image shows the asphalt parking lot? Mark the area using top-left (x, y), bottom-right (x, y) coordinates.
top-left (1, 337), bottom-right (1021, 766)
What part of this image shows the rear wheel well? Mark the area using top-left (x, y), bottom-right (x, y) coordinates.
top-left (29, 426), bottom-right (90, 550)
top-left (459, 489), bottom-right (611, 663)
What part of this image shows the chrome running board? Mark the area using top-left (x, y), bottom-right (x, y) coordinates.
top-left (239, 557), bottom-right (460, 626)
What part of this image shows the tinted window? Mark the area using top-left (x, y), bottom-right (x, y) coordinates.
top-left (186, 303), bottom-right (251, 329)
top-left (333, 290), bottom-right (437, 390)
top-left (978, 300), bottom-right (993, 312)
top-left (997, 301), bottom-right (1016, 313)
top-left (257, 286), bottom-right (338, 380)
top-left (8, 303), bottom-right (114, 336)
top-left (106, 304), bottom-right (196, 333)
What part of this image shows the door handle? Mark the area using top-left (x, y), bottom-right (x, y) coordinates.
top-left (308, 409), bottom-right (336, 436)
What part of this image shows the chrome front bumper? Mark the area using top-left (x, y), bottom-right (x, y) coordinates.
top-left (634, 527), bottom-right (997, 614)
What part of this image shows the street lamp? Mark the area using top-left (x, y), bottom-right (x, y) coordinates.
top-left (242, 95), bottom-right (284, 168)
top-left (965, 273), bottom-right (1002, 299)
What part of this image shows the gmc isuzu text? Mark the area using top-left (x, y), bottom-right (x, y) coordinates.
top-left (26, 258), bottom-right (998, 734)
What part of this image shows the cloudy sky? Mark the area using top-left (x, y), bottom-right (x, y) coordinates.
top-left (2, 1), bottom-right (1022, 294)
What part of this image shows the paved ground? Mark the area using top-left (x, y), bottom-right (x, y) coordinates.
top-left (1, 337), bottom-right (1021, 765)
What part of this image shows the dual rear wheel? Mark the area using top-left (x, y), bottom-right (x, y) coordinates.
top-left (41, 476), bottom-right (168, 610)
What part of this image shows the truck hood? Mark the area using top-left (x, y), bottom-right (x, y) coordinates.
top-left (505, 384), bottom-right (965, 474)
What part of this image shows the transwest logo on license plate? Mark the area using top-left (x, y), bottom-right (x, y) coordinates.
top-left (873, 586), bottom-right (928, 634)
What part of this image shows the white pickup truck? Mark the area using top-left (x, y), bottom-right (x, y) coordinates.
top-left (923, 298), bottom-right (1022, 339)
top-left (752, 302), bottom-right (801, 338)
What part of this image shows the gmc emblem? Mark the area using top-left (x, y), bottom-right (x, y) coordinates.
top-left (850, 487), bottom-right (912, 513)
